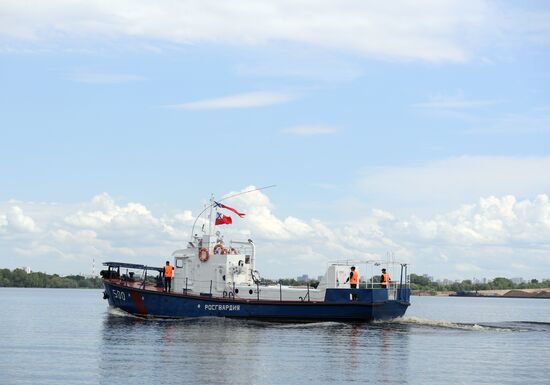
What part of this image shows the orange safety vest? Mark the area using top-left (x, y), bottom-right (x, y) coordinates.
top-left (381, 273), bottom-right (389, 286)
top-left (350, 271), bottom-right (358, 284)
top-left (164, 265), bottom-right (173, 278)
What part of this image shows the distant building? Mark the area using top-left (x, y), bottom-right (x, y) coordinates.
top-left (24, 267), bottom-right (31, 274)
top-left (511, 277), bottom-right (524, 284)
top-left (297, 274), bottom-right (309, 282)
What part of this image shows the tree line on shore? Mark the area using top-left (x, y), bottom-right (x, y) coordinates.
top-left (409, 274), bottom-right (550, 292)
top-left (1, 267), bottom-right (549, 291)
top-left (0, 268), bottom-right (102, 288)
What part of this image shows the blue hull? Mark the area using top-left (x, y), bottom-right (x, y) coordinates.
top-left (103, 280), bottom-right (410, 322)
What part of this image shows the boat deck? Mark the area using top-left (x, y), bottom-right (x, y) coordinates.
top-left (103, 278), bottom-right (328, 303)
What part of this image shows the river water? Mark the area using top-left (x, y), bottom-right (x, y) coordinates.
top-left (0, 288), bottom-right (548, 385)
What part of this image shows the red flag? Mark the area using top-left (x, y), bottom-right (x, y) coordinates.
top-left (214, 201), bottom-right (245, 218)
top-left (215, 213), bottom-right (232, 225)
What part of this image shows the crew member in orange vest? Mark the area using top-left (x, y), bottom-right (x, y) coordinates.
top-left (380, 268), bottom-right (390, 288)
top-left (345, 266), bottom-right (359, 301)
top-left (163, 260), bottom-right (173, 293)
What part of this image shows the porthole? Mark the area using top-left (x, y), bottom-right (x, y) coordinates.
top-left (249, 289), bottom-right (253, 295)
top-left (222, 275), bottom-right (226, 281)
top-left (235, 288), bottom-right (239, 294)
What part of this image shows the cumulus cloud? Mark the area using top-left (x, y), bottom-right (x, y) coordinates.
top-left (0, 213), bottom-right (7, 230)
top-left (226, 186), bottom-right (313, 240)
top-left (0, 0), bottom-right (530, 62)
top-left (64, 192), bottom-right (187, 243)
top-left (400, 195), bottom-right (550, 246)
top-left (174, 210), bottom-right (194, 223)
top-left (6, 206), bottom-right (39, 233)
top-left (1, 190), bottom-right (549, 279)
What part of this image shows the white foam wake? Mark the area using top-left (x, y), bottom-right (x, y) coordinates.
top-left (107, 307), bottom-right (137, 318)
top-left (388, 316), bottom-right (490, 331)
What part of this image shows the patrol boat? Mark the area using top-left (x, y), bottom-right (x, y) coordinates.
top-left (101, 195), bottom-right (411, 322)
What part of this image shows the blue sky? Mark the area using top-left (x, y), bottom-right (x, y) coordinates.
top-left (1, 0), bottom-right (549, 280)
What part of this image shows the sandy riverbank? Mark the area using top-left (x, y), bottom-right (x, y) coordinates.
top-left (412, 288), bottom-right (550, 298)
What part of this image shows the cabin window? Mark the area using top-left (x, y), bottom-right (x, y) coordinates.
top-left (249, 289), bottom-right (253, 295)
top-left (176, 259), bottom-right (183, 268)
top-left (245, 255), bottom-right (250, 264)
top-left (235, 289), bottom-right (239, 294)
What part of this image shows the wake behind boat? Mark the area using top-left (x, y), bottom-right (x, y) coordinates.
top-left (101, 194), bottom-right (411, 321)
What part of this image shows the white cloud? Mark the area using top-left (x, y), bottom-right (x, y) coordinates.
top-left (227, 186), bottom-right (312, 240)
top-left (68, 71), bottom-right (145, 84)
top-left (6, 206), bottom-right (39, 233)
top-left (413, 94), bottom-right (497, 109)
top-left (64, 193), bottom-right (186, 243)
top-left (402, 195), bottom-right (550, 246)
top-left (174, 210), bottom-right (194, 223)
top-left (0, 0), bottom-right (522, 62)
top-left (281, 125), bottom-right (337, 136)
top-left (1, 190), bottom-right (550, 279)
top-left (170, 91), bottom-right (296, 110)
top-left (0, 213), bottom-right (7, 230)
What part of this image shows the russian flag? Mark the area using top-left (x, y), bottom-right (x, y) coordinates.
top-left (215, 213), bottom-right (232, 225)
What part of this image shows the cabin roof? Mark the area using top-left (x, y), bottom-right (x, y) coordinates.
top-left (103, 261), bottom-right (163, 272)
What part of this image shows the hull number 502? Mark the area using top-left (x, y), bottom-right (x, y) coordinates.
top-left (112, 289), bottom-right (126, 301)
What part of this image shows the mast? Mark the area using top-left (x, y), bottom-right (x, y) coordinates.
top-left (189, 186), bottom-right (276, 242)
top-left (207, 193), bottom-right (214, 245)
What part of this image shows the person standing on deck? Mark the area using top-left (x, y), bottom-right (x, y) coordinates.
top-left (380, 268), bottom-right (390, 288)
top-left (163, 261), bottom-right (173, 293)
top-left (345, 266), bottom-right (359, 301)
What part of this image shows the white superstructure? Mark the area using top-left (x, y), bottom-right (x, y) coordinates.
top-left (169, 233), bottom-right (402, 302)
top-left (167, 194), bottom-right (405, 302)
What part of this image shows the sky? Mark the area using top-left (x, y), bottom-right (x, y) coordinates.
top-left (1, 0), bottom-right (549, 280)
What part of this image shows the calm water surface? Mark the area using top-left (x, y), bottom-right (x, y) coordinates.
top-left (0, 288), bottom-right (549, 385)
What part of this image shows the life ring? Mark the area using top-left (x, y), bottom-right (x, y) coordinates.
top-left (251, 270), bottom-right (261, 284)
top-left (213, 244), bottom-right (223, 255)
top-left (198, 248), bottom-right (209, 262)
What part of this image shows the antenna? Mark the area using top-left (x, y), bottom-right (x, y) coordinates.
top-left (219, 185), bottom-right (276, 202)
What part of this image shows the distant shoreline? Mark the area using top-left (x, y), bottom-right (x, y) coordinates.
top-left (413, 288), bottom-right (550, 299)
top-left (0, 286), bottom-right (101, 289)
